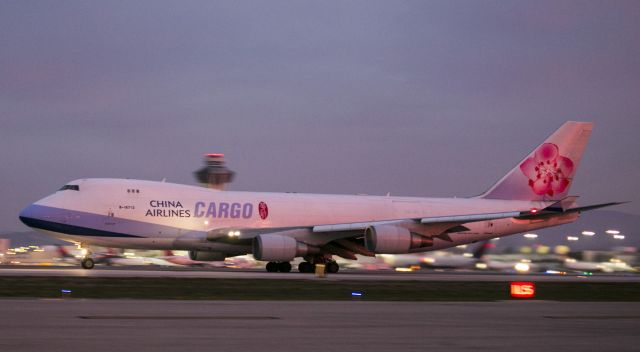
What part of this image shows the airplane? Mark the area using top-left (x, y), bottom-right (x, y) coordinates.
top-left (19, 121), bottom-right (624, 272)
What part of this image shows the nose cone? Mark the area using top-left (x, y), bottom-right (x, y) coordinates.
top-left (19, 204), bottom-right (38, 227)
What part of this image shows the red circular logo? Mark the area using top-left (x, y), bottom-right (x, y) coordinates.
top-left (258, 201), bottom-right (269, 220)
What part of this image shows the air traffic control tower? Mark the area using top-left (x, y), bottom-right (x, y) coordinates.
top-left (193, 153), bottom-right (235, 190)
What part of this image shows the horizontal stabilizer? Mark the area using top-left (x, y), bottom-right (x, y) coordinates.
top-left (516, 201), bottom-right (628, 219)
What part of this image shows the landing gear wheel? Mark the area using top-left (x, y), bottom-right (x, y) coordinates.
top-left (326, 261), bottom-right (339, 274)
top-left (266, 262), bottom-right (278, 272)
top-left (278, 262), bottom-right (292, 273)
top-left (298, 261), bottom-right (314, 273)
top-left (81, 258), bottom-right (95, 270)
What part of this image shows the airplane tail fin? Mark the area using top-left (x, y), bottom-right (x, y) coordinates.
top-left (479, 121), bottom-right (593, 201)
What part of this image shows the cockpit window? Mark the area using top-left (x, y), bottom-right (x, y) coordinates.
top-left (59, 184), bottom-right (80, 191)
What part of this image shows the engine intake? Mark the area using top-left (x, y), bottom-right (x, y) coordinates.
top-left (252, 234), bottom-right (311, 262)
top-left (364, 224), bottom-right (433, 254)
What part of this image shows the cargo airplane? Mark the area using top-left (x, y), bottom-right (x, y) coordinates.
top-left (19, 121), bottom-right (622, 272)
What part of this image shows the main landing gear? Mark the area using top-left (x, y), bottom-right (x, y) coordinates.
top-left (264, 255), bottom-right (340, 274)
top-left (298, 261), bottom-right (339, 273)
top-left (266, 261), bottom-right (292, 273)
top-left (298, 256), bottom-right (339, 274)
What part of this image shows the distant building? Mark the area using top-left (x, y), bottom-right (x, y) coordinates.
top-left (193, 153), bottom-right (235, 190)
top-left (0, 238), bottom-right (9, 252)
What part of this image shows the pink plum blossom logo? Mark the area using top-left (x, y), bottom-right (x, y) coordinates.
top-left (258, 201), bottom-right (269, 220)
top-left (520, 143), bottom-right (574, 197)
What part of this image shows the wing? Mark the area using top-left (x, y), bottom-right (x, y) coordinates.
top-left (174, 201), bottom-right (625, 260)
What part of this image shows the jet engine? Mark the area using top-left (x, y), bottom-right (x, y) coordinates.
top-left (252, 234), bottom-right (311, 262)
top-left (188, 250), bottom-right (227, 261)
top-left (364, 224), bottom-right (433, 254)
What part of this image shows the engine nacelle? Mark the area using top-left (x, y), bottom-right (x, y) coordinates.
top-left (252, 234), bottom-right (310, 262)
top-left (188, 250), bottom-right (227, 261)
top-left (364, 224), bottom-right (433, 254)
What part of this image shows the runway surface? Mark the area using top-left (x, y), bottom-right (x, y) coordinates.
top-left (1, 266), bottom-right (639, 282)
top-left (1, 298), bottom-right (638, 352)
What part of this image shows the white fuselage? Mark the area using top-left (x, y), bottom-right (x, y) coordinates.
top-left (20, 178), bottom-right (578, 256)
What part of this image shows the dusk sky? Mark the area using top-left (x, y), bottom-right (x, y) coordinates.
top-left (1, 1), bottom-right (639, 231)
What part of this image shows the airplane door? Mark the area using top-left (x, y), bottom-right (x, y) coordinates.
top-left (105, 208), bottom-right (117, 226)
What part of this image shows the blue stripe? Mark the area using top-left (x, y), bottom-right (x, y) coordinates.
top-left (19, 204), bottom-right (184, 238)
top-left (19, 216), bottom-right (143, 238)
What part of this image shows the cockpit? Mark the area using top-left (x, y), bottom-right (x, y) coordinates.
top-left (58, 184), bottom-right (80, 191)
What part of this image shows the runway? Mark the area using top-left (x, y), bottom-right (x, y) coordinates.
top-left (1, 298), bottom-right (638, 352)
top-left (1, 266), bottom-right (639, 282)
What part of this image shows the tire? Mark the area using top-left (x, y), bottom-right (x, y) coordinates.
top-left (326, 261), bottom-right (339, 273)
top-left (298, 261), bottom-right (313, 273)
top-left (265, 262), bottom-right (278, 272)
top-left (81, 258), bottom-right (95, 270)
top-left (278, 262), bottom-right (292, 273)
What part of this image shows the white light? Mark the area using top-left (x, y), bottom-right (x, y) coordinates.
top-left (204, 220), bottom-right (209, 225)
top-left (613, 235), bottom-right (625, 240)
top-left (395, 267), bottom-right (413, 272)
top-left (523, 233), bottom-right (538, 239)
top-left (514, 263), bottom-right (530, 272)
top-left (581, 231), bottom-right (595, 236)
top-left (567, 236), bottom-right (579, 241)
top-left (606, 230), bottom-right (620, 235)
top-left (475, 262), bottom-right (488, 269)
top-left (234, 231), bottom-right (240, 237)
top-left (227, 231), bottom-right (234, 237)
top-left (80, 249), bottom-right (88, 256)
top-left (463, 253), bottom-right (473, 257)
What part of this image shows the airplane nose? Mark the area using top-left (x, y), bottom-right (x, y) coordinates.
top-left (19, 204), bottom-right (37, 227)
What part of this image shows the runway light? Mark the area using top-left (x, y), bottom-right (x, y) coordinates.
top-left (606, 230), bottom-right (620, 235)
top-left (567, 236), bottom-right (579, 241)
top-left (523, 233), bottom-right (538, 239)
top-left (395, 267), bottom-right (413, 272)
top-left (545, 270), bottom-right (565, 275)
top-left (613, 235), bottom-right (625, 240)
top-left (514, 262), bottom-right (530, 272)
top-left (581, 231), bottom-right (595, 236)
top-left (422, 257), bottom-right (435, 264)
top-left (510, 282), bottom-right (535, 298)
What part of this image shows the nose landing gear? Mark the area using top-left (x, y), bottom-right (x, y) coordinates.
top-left (81, 257), bottom-right (95, 269)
